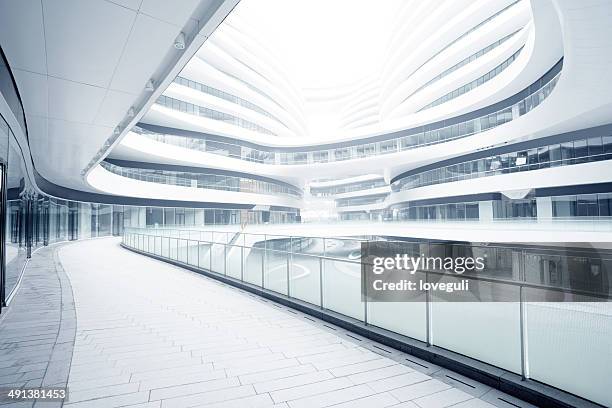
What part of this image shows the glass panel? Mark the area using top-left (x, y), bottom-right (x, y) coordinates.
top-left (526, 290), bottom-right (611, 406)
top-left (264, 245), bottom-right (288, 295)
top-left (322, 259), bottom-right (364, 321)
top-left (432, 276), bottom-right (522, 373)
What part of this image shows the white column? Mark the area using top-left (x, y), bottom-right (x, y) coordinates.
top-left (478, 201), bottom-right (494, 221)
top-left (536, 196), bottom-right (553, 220)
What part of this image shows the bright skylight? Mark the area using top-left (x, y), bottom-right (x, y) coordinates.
top-left (227, 0), bottom-right (403, 90)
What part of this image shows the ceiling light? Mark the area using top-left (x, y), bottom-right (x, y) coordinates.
top-left (174, 32), bottom-right (186, 49)
top-left (127, 107), bottom-right (135, 118)
top-left (145, 79), bottom-right (155, 91)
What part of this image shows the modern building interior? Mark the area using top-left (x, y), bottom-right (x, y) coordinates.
top-left (0, 0), bottom-right (610, 407)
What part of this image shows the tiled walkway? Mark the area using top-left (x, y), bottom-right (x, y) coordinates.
top-left (0, 243), bottom-right (76, 407)
top-left (2, 238), bottom-right (533, 408)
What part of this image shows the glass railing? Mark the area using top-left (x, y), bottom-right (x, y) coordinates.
top-left (100, 161), bottom-right (302, 198)
top-left (310, 179), bottom-right (388, 196)
top-left (394, 135), bottom-right (612, 191)
top-left (336, 195), bottom-right (388, 208)
top-left (418, 47), bottom-right (523, 111)
top-left (156, 94), bottom-right (276, 136)
top-left (122, 226), bottom-right (611, 407)
top-left (139, 68), bottom-right (561, 165)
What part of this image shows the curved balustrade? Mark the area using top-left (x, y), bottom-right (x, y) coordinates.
top-left (140, 65), bottom-right (561, 165)
top-left (100, 161), bottom-right (302, 198)
top-left (393, 132), bottom-right (612, 191)
top-left (122, 226), bottom-right (612, 407)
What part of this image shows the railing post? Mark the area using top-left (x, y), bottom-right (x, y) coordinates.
top-left (240, 246), bottom-right (244, 282)
top-left (520, 285), bottom-right (530, 380)
top-left (319, 257), bottom-right (324, 309)
top-left (224, 244), bottom-right (227, 275)
top-left (426, 270), bottom-right (433, 346)
top-left (286, 251), bottom-right (291, 297)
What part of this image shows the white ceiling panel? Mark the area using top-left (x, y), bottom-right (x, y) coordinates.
top-left (106, 0), bottom-right (144, 12)
top-left (0, 0), bottom-right (46, 73)
top-left (94, 89), bottom-right (135, 127)
top-left (47, 77), bottom-right (107, 123)
top-left (39, 119), bottom-right (112, 187)
top-left (140, 0), bottom-right (202, 27)
top-left (0, 0), bottom-right (234, 192)
top-left (110, 13), bottom-right (180, 94)
top-left (12, 69), bottom-right (48, 118)
top-left (42, 0), bottom-right (137, 87)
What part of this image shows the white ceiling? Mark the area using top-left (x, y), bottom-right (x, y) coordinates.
top-left (0, 0), bottom-right (226, 191)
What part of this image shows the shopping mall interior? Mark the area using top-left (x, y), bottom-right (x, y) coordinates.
top-left (0, 0), bottom-right (610, 407)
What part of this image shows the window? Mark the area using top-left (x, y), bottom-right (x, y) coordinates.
top-left (549, 144), bottom-right (561, 166)
top-left (577, 194), bottom-right (598, 216)
top-left (598, 193), bottom-right (612, 217)
top-left (573, 139), bottom-right (588, 163)
top-left (516, 151), bottom-right (528, 167)
top-left (538, 146), bottom-right (550, 168)
top-left (603, 135), bottom-right (612, 158)
top-left (587, 136), bottom-right (603, 160)
top-left (552, 196), bottom-right (577, 217)
top-left (561, 142), bottom-right (574, 164)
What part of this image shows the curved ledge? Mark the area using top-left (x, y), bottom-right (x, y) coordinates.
top-left (86, 165), bottom-right (304, 209)
top-left (34, 170), bottom-right (255, 209)
top-left (135, 58), bottom-right (562, 154)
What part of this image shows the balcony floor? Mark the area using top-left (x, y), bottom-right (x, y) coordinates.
top-left (0, 238), bottom-right (535, 408)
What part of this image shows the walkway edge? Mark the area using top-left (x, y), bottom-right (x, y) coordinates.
top-left (121, 243), bottom-right (604, 408)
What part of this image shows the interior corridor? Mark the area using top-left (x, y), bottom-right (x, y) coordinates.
top-left (1, 238), bottom-right (536, 408)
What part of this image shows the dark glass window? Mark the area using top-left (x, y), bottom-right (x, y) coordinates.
top-left (577, 194), bottom-right (598, 216)
top-left (538, 146), bottom-right (550, 168)
top-left (552, 196), bottom-right (577, 217)
top-left (587, 136), bottom-right (603, 160)
top-left (466, 203), bottom-right (479, 219)
top-left (528, 148), bottom-right (539, 170)
top-left (598, 193), bottom-right (612, 217)
top-left (549, 143), bottom-right (561, 166)
top-left (603, 135), bottom-right (612, 157)
top-left (560, 142), bottom-right (574, 164)
top-left (573, 139), bottom-right (588, 163)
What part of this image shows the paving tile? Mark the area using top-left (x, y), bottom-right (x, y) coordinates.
top-left (158, 384), bottom-right (255, 408)
top-left (239, 364), bottom-right (316, 385)
top-left (413, 388), bottom-right (474, 408)
top-left (391, 380), bottom-right (452, 402)
top-left (287, 384), bottom-right (374, 408)
top-left (348, 364), bottom-right (416, 385)
top-left (270, 377), bottom-right (353, 403)
top-left (149, 377), bottom-right (240, 400)
top-left (367, 371), bottom-right (431, 393)
top-left (325, 392), bottom-right (400, 408)
top-left (253, 370), bottom-right (334, 393)
top-left (63, 391), bottom-right (149, 408)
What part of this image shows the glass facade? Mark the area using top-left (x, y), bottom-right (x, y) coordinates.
top-left (394, 133), bottom-right (612, 191)
top-left (101, 161), bottom-right (302, 198)
top-left (156, 94), bottom-right (275, 136)
top-left (335, 194), bottom-right (388, 208)
top-left (419, 47), bottom-right (523, 111)
top-left (310, 178), bottom-right (387, 196)
top-left (552, 193), bottom-right (612, 217)
top-left (405, 29), bottom-right (521, 103)
top-left (140, 66), bottom-right (560, 166)
top-left (395, 201), bottom-right (480, 221)
top-left (174, 76), bottom-right (285, 126)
